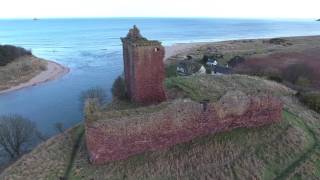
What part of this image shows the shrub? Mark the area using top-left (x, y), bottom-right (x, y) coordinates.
top-left (165, 64), bottom-right (177, 78)
top-left (84, 98), bottom-right (101, 122)
top-left (295, 76), bottom-right (312, 87)
top-left (269, 38), bottom-right (287, 45)
top-left (39, 64), bottom-right (47, 71)
top-left (297, 91), bottom-right (320, 113)
top-left (282, 63), bottom-right (313, 85)
top-left (227, 56), bottom-right (245, 68)
top-left (268, 75), bottom-right (283, 83)
top-left (201, 55), bottom-right (209, 65)
top-left (111, 76), bottom-right (127, 100)
top-left (0, 114), bottom-right (37, 159)
top-left (80, 87), bottom-right (107, 106)
top-left (0, 45), bottom-right (32, 66)
top-left (205, 66), bottom-right (212, 74)
top-left (186, 55), bottom-right (192, 60)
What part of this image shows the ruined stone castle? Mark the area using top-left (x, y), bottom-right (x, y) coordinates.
top-left (121, 25), bottom-right (166, 104)
top-left (84, 27), bottom-right (283, 165)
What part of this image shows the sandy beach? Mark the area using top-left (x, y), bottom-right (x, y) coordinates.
top-left (165, 43), bottom-right (206, 60)
top-left (0, 60), bottom-right (69, 95)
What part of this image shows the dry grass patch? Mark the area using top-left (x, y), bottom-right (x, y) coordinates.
top-left (165, 74), bottom-right (293, 102)
top-left (0, 55), bottom-right (47, 91)
top-left (0, 125), bottom-right (83, 180)
top-left (3, 69), bottom-right (320, 179)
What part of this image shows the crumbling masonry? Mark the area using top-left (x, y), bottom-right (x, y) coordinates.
top-left (121, 26), bottom-right (166, 104)
top-left (85, 94), bottom-right (283, 164)
top-left (84, 27), bottom-right (283, 164)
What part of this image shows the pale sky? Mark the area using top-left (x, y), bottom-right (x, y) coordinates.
top-left (0, 0), bottom-right (319, 19)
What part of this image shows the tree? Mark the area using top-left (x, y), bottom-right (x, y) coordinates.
top-left (0, 114), bottom-right (37, 159)
top-left (111, 76), bottom-right (127, 100)
top-left (54, 122), bottom-right (65, 133)
top-left (201, 55), bottom-right (209, 65)
top-left (282, 63), bottom-right (313, 85)
top-left (0, 45), bottom-right (32, 66)
top-left (80, 87), bottom-right (107, 107)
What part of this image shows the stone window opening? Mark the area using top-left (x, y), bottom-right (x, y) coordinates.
top-left (154, 47), bottom-right (160, 52)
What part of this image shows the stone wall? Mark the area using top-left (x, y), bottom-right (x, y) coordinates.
top-left (85, 93), bottom-right (283, 165)
top-left (121, 26), bottom-right (166, 104)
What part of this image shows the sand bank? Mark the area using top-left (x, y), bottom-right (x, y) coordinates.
top-left (165, 42), bottom-right (206, 60)
top-left (0, 60), bottom-right (69, 95)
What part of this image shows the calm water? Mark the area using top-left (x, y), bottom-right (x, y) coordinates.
top-left (0, 18), bottom-right (320, 135)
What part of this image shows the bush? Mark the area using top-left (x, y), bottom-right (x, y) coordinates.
top-left (84, 98), bottom-right (101, 122)
top-left (111, 76), bottom-right (127, 100)
top-left (80, 87), bottom-right (107, 106)
top-left (205, 66), bottom-right (212, 74)
top-left (201, 55), bottom-right (209, 65)
top-left (165, 64), bottom-right (177, 78)
top-left (297, 91), bottom-right (320, 113)
top-left (227, 56), bottom-right (245, 68)
top-left (0, 45), bottom-right (32, 66)
top-left (282, 63), bottom-right (313, 85)
top-left (0, 114), bottom-right (37, 159)
top-left (269, 38), bottom-right (287, 45)
top-left (295, 76), bottom-right (311, 87)
top-left (268, 75), bottom-right (283, 83)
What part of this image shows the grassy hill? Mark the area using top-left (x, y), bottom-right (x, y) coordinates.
top-left (0, 56), bottom-right (48, 91)
top-left (0, 45), bottom-right (47, 91)
top-left (0, 45), bottom-right (31, 66)
top-left (2, 74), bottom-right (320, 179)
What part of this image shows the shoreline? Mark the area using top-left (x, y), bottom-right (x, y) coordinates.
top-left (0, 60), bottom-right (69, 95)
top-left (165, 42), bottom-right (206, 60)
top-left (1, 35), bottom-right (319, 95)
top-left (164, 35), bottom-right (320, 60)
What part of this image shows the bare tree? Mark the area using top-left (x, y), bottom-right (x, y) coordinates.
top-left (54, 122), bottom-right (65, 133)
top-left (111, 76), bottom-right (127, 100)
top-left (80, 87), bottom-right (107, 106)
top-left (0, 114), bottom-right (37, 159)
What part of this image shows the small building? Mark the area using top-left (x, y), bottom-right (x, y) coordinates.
top-left (177, 60), bottom-right (206, 76)
top-left (206, 59), bottom-right (218, 67)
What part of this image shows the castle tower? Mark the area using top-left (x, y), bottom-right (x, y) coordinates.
top-left (121, 26), bottom-right (166, 104)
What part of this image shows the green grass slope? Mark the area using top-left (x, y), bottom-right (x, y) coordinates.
top-left (2, 75), bottom-right (320, 180)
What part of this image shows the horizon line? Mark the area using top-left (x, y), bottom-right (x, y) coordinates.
top-left (0, 16), bottom-right (317, 21)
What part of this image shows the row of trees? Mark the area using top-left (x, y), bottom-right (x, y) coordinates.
top-left (0, 45), bottom-right (32, 66)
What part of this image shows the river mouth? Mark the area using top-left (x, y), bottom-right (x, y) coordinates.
top-left (0, 18), bottom-right (320, 136)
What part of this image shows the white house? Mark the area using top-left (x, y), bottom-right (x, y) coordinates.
top-left (206, 59), bottom-right (218, 67)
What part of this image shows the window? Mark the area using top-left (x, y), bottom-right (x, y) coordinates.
top-left (154, 47), bottom-right (160, 52)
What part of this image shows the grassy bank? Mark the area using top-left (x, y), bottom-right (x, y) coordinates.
top-left (0, 55), bottom-right (48, 91)
top-left (3, 74), bottom-right (320, 179)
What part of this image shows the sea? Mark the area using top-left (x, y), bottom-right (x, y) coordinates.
top-left (0, 18), bottom-right (320, 135)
